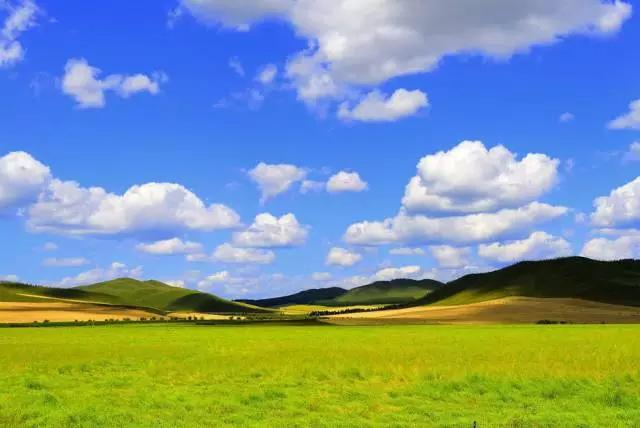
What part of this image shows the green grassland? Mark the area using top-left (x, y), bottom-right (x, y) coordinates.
top-left (318, 279), bottom-right (443, 306)
top-left (416, 257), bottom-right (640, 307)
top-left (1, 324), bottom-right (640, 427)
top-left (0, 279), bottom-right (267, 314)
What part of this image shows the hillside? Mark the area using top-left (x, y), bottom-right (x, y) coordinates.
top-left (237, 287), bottom-right (347, 307)
top-left (76, 278), bottom-right (267, 313)
top-left (414, 257), bottom-right (640, 307)
top-left (0, 281), bottom-right (119, 304)
top-left (319, 279), bottom-right (443, 306)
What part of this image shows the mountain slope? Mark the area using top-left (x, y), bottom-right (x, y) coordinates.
top-left (0, 281), bottom-right (118, 304)
top-left (415, 257), bottom-right (640, 307)
top-left (76, 278), bottom-right (267, 313)
top-left (237, 287), bottom-right (347, 307)
top-left (321, 279), bottom-right (443, 306)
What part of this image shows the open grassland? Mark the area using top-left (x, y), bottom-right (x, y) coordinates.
top-left (329, 297), bottom-right (640, 325)
top-left (278, 304), bottom-right (383, 315)
top-left (1, 324), bottom-right (640, 427)
top-left (0, 302), bottom-right (162, 323)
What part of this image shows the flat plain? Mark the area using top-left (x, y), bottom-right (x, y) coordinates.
top-left (1, 323), bottom-right (639, 427)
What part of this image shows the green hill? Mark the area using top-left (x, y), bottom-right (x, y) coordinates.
top-left (414, 257), bottom-right (640, 307)
top-left (76, 278), bottom-right (267, 313)
top-left (0, 281), bottom-right (119, 304)
top-left (319, 279), bottom-right (443, 306)
top-left (237, 287), bottom-right (347, 307)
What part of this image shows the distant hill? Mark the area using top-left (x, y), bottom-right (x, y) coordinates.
top-left (76, 278), bottom-right (267, 313)
top-left (414, 257), bottom-right (640, 307)
top-left (319, 279), bottom-right (443, 306)
top-left (237, 287), bottom-right (347, 307)
top-left (0, 281), bottom-right (119, 304)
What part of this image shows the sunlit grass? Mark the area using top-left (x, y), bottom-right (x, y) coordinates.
top-left (1, 324), bottom-right (639, 427)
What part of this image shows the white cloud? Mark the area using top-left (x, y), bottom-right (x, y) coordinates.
top-left (338, 89), bottom-right (428, 122)
top-left (591, 176), bottom-right (640, 227)
top-left (228, 56), bottom-right (245, 76)
top-left (212, 243), bottom-right (275, 264)
top-left (608, 99), bottom-right (640, 130)
top-left (200, 270), bottom-right (230, 285)
top-left (311, 272), bottom-right (332, 281)
top-left (559, 112), bottom-right (575, 123)
top-left (326, 171), bottom-right (368, 193)
top-left (136, 238), bottom-right (203, 255)
top-left (300, 179), bottom-right (324, 194)
top-left (248, 162), bottom-right (307, 203)
top-left (256, 63), bottom-right (277, 84)
top-left (326, 247), bottom-right (362, 267)
top-left (28, 180), bottom-right (240, 236)
top-left (62, 58), bottom-right (166, 108)
top-left (478, 231), bottom-right (572, 263)
top-left (344, 202), bottom-right (568, 246)
top-left (581, 235), bottom-right (640, 261)
top-left (179, 0), bottom-right (292, 29)
top-left (402, 141), bottom-right (559, 214)
top-left (42, 257), bottom-right (89, 267)
top-left (0, 151), bottom-right (51, 212)
top-left (623, 142), bottom-right (640, 162)
top-left (0, 0), bottom-right (38, 68)
top-left (232, 213), bottom-right (308, 248)
top-left (182, 1), bottom-right (631, 111)
top-left (55, 262), bottom-right (143, 287)
top-left (389, 247), bottom-right (425, 256)
top-left (372, 265), bottom-right (423, 282)
top-left (428, 245), bottom-right (471, 268)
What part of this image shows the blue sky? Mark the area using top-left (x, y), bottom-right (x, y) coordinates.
top-left (1, 0), bottom-right (640, 298)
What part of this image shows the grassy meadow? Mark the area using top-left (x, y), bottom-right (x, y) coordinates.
top-left (1, 323), bottom-right (640, 427)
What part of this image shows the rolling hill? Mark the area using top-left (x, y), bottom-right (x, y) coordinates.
top-left (0, 278), bottom-right (268, 315)
top-left (319, 279), bottom-right (443, 306)
top-left (413, 257), bottom-right (640, 307)
top-left (75, 278), bottom-right (267, 313)
top-left (237, 287), bottom-right (347, 307)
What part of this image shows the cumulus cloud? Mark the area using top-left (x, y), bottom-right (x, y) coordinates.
top-left (136, 238), bottom-right (203, 255)
top-left (299, 179), bottom-right (324, 194)
top-left (228, 56), bottom-right (245, 76)
top-left (478, 231), bottom-right (572, 263)
top-left (428, 245), bottom-right (471, 269)
top-left (345, 202), bottom-right (567, 246)
top-left (41, 242), bottom-right (58, 252)
top-left (28, 180), bottom-right (240, 237)
top-left (338, 89), bottom-right (428, 122)
top-left (211, 243), bottom-right (275, 264)
top-left (372, 265), bottom-right (423, 282)
top-left (608, 99), bottom-right (640, 130)
top-left (55, 262), bottom-right (143, 287)
top-left (180, 0), bottom-right (631, 109)
top-left (0, 151), bottom-right (50, 212)
top-left (591, 176), bottom-right (640, 227)
top-left (402, 141), bottom-right (559, 214)
top-left (581, 235), bottom-right (640, 261)
top-left (62, 58), bottom-right (166, 108)
top-left (232, 213), bottom-right (308, 248)
top-left (248, 162), bottom-right (307, 203)
top-left (326, 247), bottom-right (362, 267)
top-left (256, 63), bottom-right (277, 84)
top-left (389, 247), bottom-right (425, 256)
top-left (0, 0), bottom-right (38, 68)
top-left (42, 257), bottom-right (89, 267)
top-left (326, 171), bottom-right (368, 193)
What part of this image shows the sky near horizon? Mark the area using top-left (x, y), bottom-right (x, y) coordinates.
top-left (1, 0), bottom-right (640, 299)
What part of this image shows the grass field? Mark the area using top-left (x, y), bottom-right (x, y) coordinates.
top-left (1, 324), bottom-right (640, 427)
